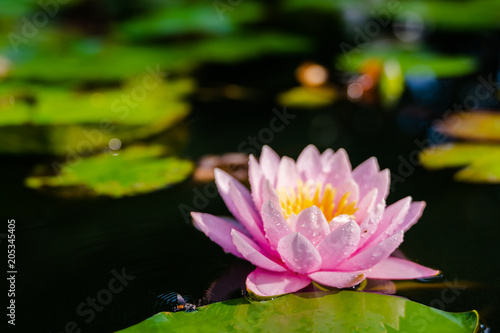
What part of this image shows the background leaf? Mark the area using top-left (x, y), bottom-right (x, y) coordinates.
top-left (419, 143), bottom-right (500, 183)
top-left (435, 112), bottom-right (500, 142)
top-left (25, 145), bottom-right (194, 197)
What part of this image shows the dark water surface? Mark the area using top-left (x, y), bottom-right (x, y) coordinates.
top-left (3, 63), bottom-right (500, 332)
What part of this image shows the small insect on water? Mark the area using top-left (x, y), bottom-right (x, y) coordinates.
top-left (156, 292), bottom-right (197, 313)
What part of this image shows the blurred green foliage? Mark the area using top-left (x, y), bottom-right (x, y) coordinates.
top-left (420, 143), bottom-right (500, 183)
top-left (337, 45), bottom-right (477, 78)
top-left (0, 78), bottom-right (192, 154)
top-left (278, 86), bottom-right (337, 108)
top-left (25, 145), bottom-right (194, 197)
top-left (420, 112), bottom-right (500, 183)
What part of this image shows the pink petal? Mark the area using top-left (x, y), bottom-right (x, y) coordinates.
top-left (365, 257), bottom-right (440, 279)
top-left (260, 146), bottom-right (280, 186)
top-left (276, 156), bottom-right (300, 190)
top-left (357, 197), bottom-right (386, 248)
top-left (319, 149), bottom-right (352, 187)
top-left (261, 200), bottom-right (292, 251)
top-left (337, 232), bottom-right (404, 271)
top-left (296, 145), bottom-right (322, 181)
top-left (214, 168), bottom-right (254, 220)
top-left (320, 148), bottom-right (334, 166)
top-left (248, 154), bottom-right (265, 212)
top-left (292, 206), bottom-right (330, 246)
top-left (215, 169), bottom-right (268, 247)
top-left (317, 221), bottom-right (361, 270)
top-left (246, 268), bottom-right (311, 297)
top-left (261, 180), bottom-right (281, 211)
top-left (401, 201), bottom-right (426, 232)
top-left (334, 179), bottom-right (359, 207)
top-left (352, 157), bottom-right (390, 204)
top-left (309, 271), bottom-right (365, 288)
top-left (228, 181), bottom-right (269, 246)
top-left (277, 232), bottom-right (322, 274)
top-left (353, 188), bottom-right (378, 223)
top-left (231, 229), bottom-right (287, 272)
top-left (329, 214), bottom-right (354, 231)
top-left (191, 212), bottom-right (245, 259)
top-left (365, 197), bottom-right (412, 248)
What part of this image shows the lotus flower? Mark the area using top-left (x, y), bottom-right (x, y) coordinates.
top-left (191, 145), bottom-right (439, 297)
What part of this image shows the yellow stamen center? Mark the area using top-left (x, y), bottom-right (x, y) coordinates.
top-left (277, 180), bottom-right (358, 222)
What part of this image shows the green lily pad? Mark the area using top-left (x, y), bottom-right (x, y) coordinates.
top-left (419, 143), bottom-right (500, 183)
top-left (25, 145), bottom-right (194, 197)
top-left (116, 291), bottom-right (479, 333)
top-left (277, 86), bottom-right (337, 108)
top-left (0, 0), bottom-right (48, 19)
top-left (120, 2), bottom-right (264, 40)
top-left (393, 0), bottom-right (500, 31)
top-left (435, 112), bottom-right (500, 142)
top-left (4, 32), bottom-right (310, 81)
top-left (337, 45), bottom-right (477, 78)
top-left (3, 38), bottom-right (195, 81)
top-left (0, 78), bottom-right (192, 154)
top-left (186, 32), bottom-right (311, 64)
top-left (283, 0), bottom-right (350, 13)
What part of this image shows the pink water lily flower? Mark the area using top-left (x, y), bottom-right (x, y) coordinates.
top-left (191, 145), bottom-right (439, 297)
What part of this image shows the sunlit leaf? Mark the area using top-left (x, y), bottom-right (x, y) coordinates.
top-left (187, 33), bottom-right (311, 64)
top-left (3, 32), bottom-right (310, 81)
top-left (0, 79), bottom-right (192, 154)
top-left (337, 45), bottom-right (477, 78)
top-left (116, 291), bottom-right (479, 333)
top-left (284, 0), bottom-right (350, 13)
top-left (120, 2), bottom-right (264, 40)
top-left (394, 0), bottom-right (500, 31)
top-left (277, 86), bottom-right (337, 108)
top-left (419, 143), bottom-right (500, 183)
top-left (435, 112), bottom-right (500, 142)
top-left (3, 39), bottom-right (194, 81)
top-left (0, 79), bottom-right (192, 126)
top-left (380, 58), bottom-right (404, 107)
top-left (0, 0), bottom-right (38, 19)
top-left (25, 145), bottom-right (194, 197)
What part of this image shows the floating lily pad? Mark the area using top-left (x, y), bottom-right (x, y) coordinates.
top-left (379, 58), bottom-right (405, 107)
top-left (283, 0), bottom-right (350, 13)
top-left (419, 143), bottom-right (500, 183)
top-left (0, 78), bottom-right (192, 126)
top-left (120, 2), bottom-right (264, 40)
top-left (0, 0), bottom-right (38, 19)
top-left (337, 45), bottom-right (477, 78)
top-left (393, 0), bottom-right (500, 31)
top-left (435, 112), bottom-right (500, 142)
top-left (0, 78), bottom-right (193, 154)
top-left (25, 145), bottom-right (194, 197)
top-left (3, 39), bottom-right (195, 81)
top-left (4, 32), bottom-right (310, 81)
top-left (277, 86), bottom-right (337, 108)
top-left (184, 32), bottom-right (311, 64)
top-left (117, 291), bottom-right (479, 333)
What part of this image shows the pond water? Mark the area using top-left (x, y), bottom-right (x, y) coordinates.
top-left (5, 70), bottom-right (500, 331)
